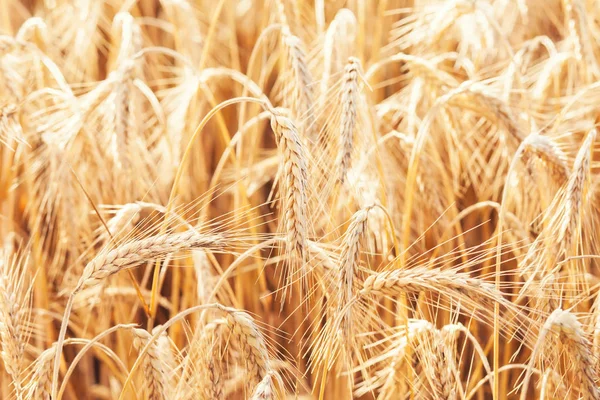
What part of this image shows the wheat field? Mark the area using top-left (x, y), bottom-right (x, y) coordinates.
top-left (1, 0), bottom-right (599, 399)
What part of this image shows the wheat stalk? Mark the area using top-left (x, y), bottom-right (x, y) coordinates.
top-left (102, 202), bottom-right (143, 241)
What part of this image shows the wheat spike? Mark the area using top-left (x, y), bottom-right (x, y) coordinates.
top-left (521, 309), bottom-right (599, 400)
top-left (522, 134), bottom-right (570, 184)
top-left (337, 207), bottom-right (370, 343)
top-left (132, 327), bottom-right (170, 400)
top-left (76, 231), bottom-right (226, 291)
top-left (337, 57), bottom-right (360, 184)
top-left (219, 305), bottom-right (271, 385)
top-left (557, 128), bottom-right (596, 255)
top-left (270, 108), bottom-right (309, 265)
top-left (24, 346), bottom-right (55, 400)
top-left (360, 266), bottom-right (500, 307)
top-left (282, 31), bottom-right (315, 138)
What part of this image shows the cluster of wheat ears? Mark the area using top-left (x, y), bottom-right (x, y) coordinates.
top-left (1, 0), bottom-right (600, 399)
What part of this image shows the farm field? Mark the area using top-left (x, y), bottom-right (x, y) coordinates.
top-left (1, 0), bottom-right (599, 399)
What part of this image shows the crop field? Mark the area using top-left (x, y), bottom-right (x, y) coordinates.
top-left (0, 0), bottom-right (599, 399)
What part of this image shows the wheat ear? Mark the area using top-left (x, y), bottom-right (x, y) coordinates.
top-left (111, 62), bottom-right (135, 170)
top-left (337, 57), bottom-right (360, 184)
top-left (282, 31), bottom-right (315, 138)
top-left (198, 320), bottom-right (225, 400)
top-left (51, 231), bottom-right (226, 397)
top-left (520, 309), bottom-right (599, 400)
top-left (132, 327), bottom-right (170, 400)
top-left (103, 202), bottom-right (143, 240)
top-left (556, 128), bottom-right (596, 255)
top-left (337, 207), bottom-right (370, 343)
top-left (251, 371), bottom-right (282, 400)
top-left (360, 266), bottom-right (500, 307)
top-left (219, 305), bottom-right (271, 384)
top-left (213, 304), bottom-right (284, 396)
top-left (431, 327), bottom-right (459, 400)
top-left (521, 134), bottom-right (570, 184)
top-left (76, 231), bottom-right (226, 291)
top-left (0, 274), bottom-right (25, 397)
top-left (24, 345), bottom-right (55, 400)
top-left (270, 108), bottom-right (309, 265)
